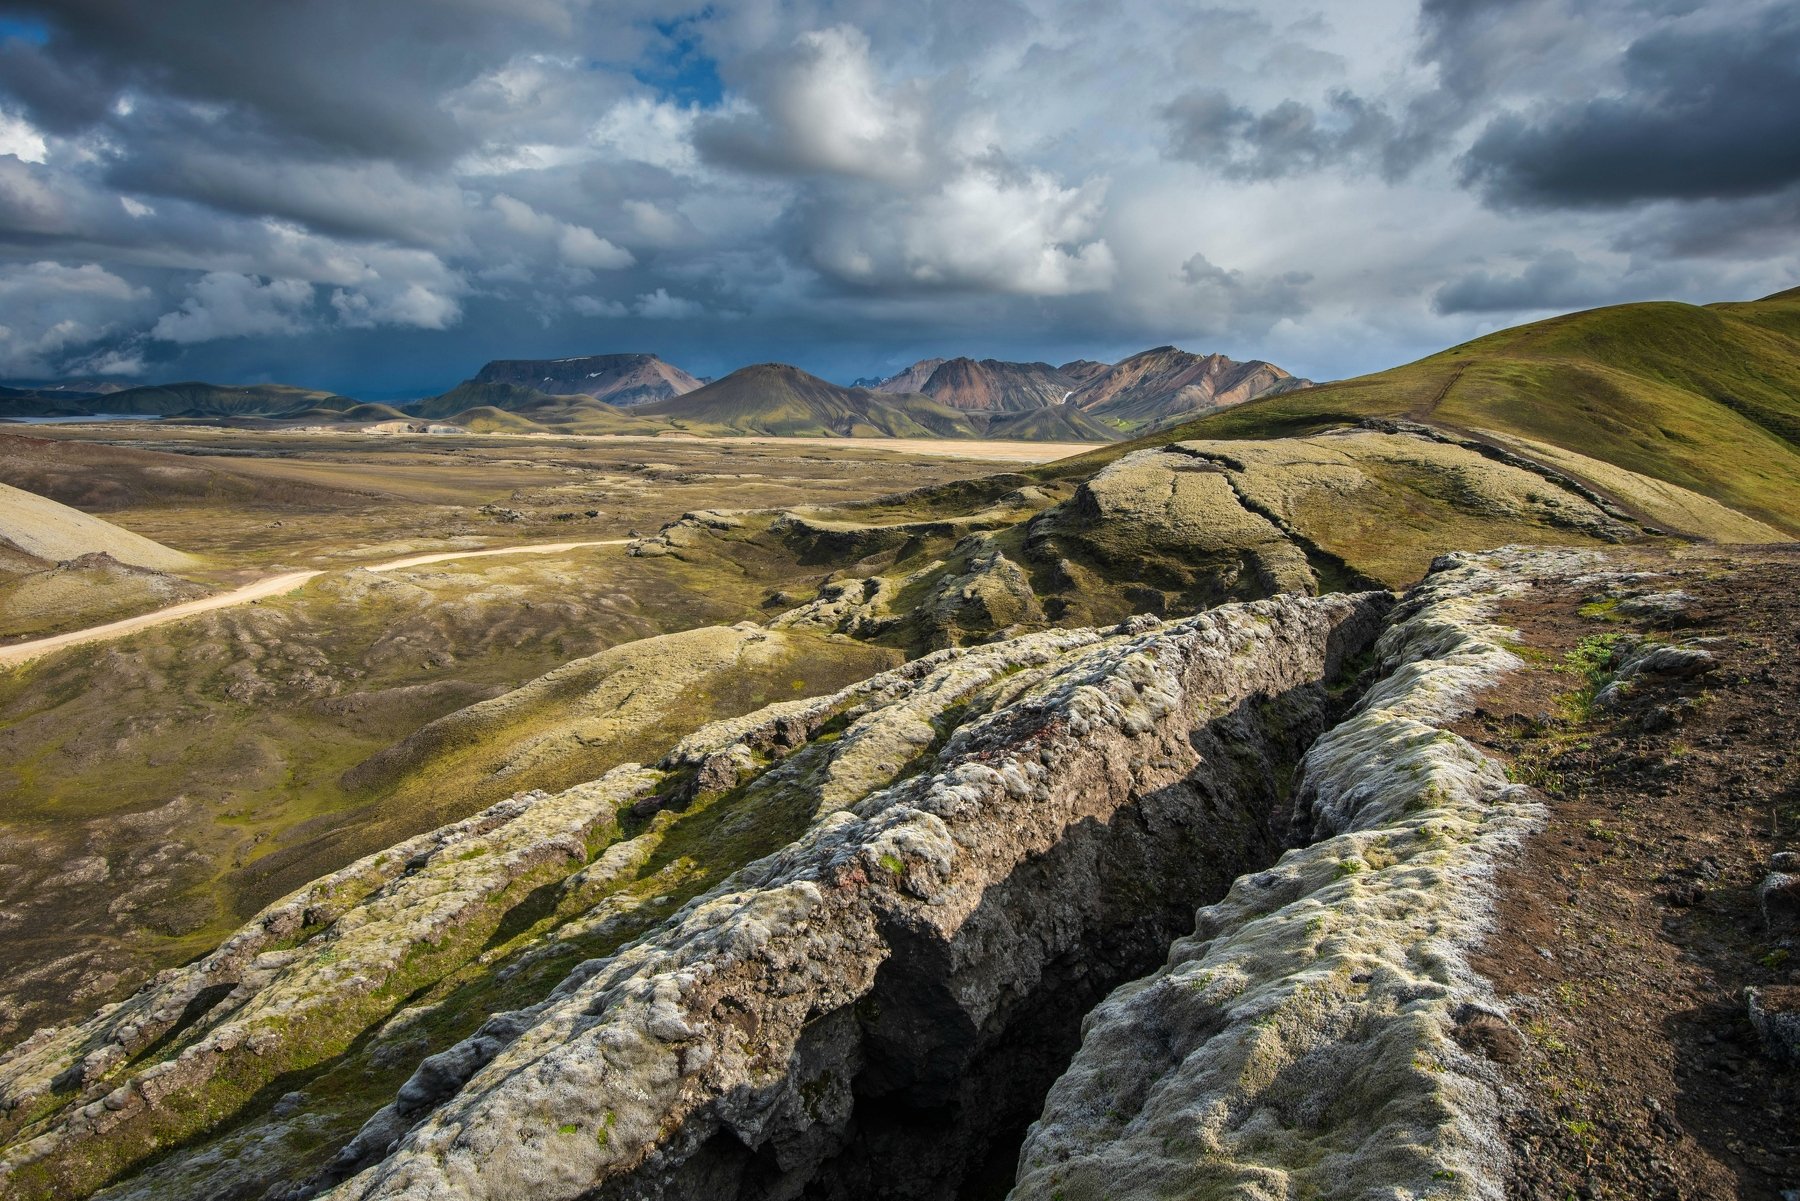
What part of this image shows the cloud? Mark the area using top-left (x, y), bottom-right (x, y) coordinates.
top-left (693, 26), bottom-right (927, 184)
top-left (0, 0), bottom-right (588, 164)
top-left (105, 148), bottom-right (472, 248)
top-left (0, 109), bottom-right (46, 162)
top-left (571, 294), bottom-right (627, 317)
top-left (801, 164), bottom-right (1116, 297)
top-left (635, 287), bottom-right (703, 319)
top-left (1461, 4), bottom-right (1800, 208)
top-left (490, 193), bottom-right (634, 269)
top-left (1180, 253), bottom-right (1312, 321)
top-left (589, 96), bottom-right (701, 174)
top-left (1432, 250), bottom-right (1614, 314)
top-left (0, 260), bottom-right (152, 375)
top-left (1162, 87), bottom-right (1404, 180)
top-left (150, 272), bottom-right (315, 343)
top-left (0, 0), bottom-right (1792, 394)
top-left (329, 282), bottom-right (461, 330)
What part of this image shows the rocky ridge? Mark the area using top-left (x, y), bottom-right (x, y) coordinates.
top-left (0, 585), bottom-right (1389, 1199)
top-left (1015, 547), bottom-right (1563, 1200)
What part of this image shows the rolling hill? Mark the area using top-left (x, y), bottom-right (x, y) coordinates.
top-left (410, 353), bottom-right (701, 420)
top-left (0, 386), bottom-right (110, 419)
top-left (0, 480), bottom-right (197, 572)
top-left (462, 353), bottom-right (702, 406)
top-left (1050, 289), bottom-right (1800, 537)
top-left (95, 382), bottom-right (363, 417)
top-left (411, 381), bottom-right (671, 432)
top-left (636, 363), bottom-right (990, 437)
top-left (982, 403), bottom-right (1120, 442)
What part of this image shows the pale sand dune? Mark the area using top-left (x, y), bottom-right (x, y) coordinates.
top-left (0, 539), bottom-right (629, 667)
top-left (0, 480), bottom-right (197, 571)
top-left (564, 433), bottom-right (1107, 463)
top-left (737, 435), bottom-right (1106, 462)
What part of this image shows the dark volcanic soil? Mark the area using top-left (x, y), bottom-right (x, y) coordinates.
top-left (1457, 544), bottom-right (1800, 1201)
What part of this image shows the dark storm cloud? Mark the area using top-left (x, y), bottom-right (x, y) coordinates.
top-left (0, 36), bottom-right (112, 133)
top-left (0, 0), bottom-right (588, 163)
top-left (1462, 3), bottom-right (1800, 206)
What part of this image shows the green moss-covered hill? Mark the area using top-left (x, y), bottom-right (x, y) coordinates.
top-left (1058, 289), bottom-right (1800, 536)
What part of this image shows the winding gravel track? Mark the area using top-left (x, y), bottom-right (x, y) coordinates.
top-left (0, 539), bottom-right (629, 668)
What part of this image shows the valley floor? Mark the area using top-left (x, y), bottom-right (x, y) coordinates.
top-left (0, 539), bottom-right (630, 666)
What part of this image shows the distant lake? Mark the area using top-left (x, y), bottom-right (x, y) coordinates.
top-left (1, 413), bottom-right (155, 425)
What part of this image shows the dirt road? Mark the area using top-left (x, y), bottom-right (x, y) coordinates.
top-left (0, 539), bottom-right (628, 668)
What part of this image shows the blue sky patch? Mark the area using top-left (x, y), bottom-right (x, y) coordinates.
top-left (632, 15), bottom-right (724, 108)
top-left (0, 15), bottom-right (49, 44)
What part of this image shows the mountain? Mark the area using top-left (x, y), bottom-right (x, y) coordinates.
top-left (466, 353), bottom-right (701, 406)
top-left (1061, 289), bottom-right (1800, 538)
top-left (1070, 348), bottom-right (1310, 429)
top-left (86, 381), bottom-right (362, 417)
top-left (868, 358), bottom-right (948, 394)
top-left (1058, 359), bottom-right (1112, 386)
top-left (914, 357), bottom-right (1083, 412)
top-left (0, 387), bottom-right (97, 419)
top-left (0, 380), bottom-right (190, 419)
top-left (637, 362), bottom-right (986, 437)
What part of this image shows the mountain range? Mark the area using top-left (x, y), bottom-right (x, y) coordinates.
top-left (0, 381), bottom-right (362, 421)
top-left (0, 346), bottom-right (1310, 442)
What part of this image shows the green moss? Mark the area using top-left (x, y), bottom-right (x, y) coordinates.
top-left (1578, 596), bottom-right (1622, 621)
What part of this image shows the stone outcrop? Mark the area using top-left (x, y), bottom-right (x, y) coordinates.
top-left (1026, 447), bottom-right (1318, 606)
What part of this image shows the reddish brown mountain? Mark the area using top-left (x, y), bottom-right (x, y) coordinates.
top-left (914, 358), bottom-right (1083, 412)
top-left (1072, 347), bottom-right (1310, 427)
top-left (868, 359), bottom-right (948, 394)
top-left (1058, 359), bottom-right (1113, 386)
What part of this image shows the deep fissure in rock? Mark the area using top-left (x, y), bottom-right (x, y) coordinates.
top-left (600, 678), bottom-right (1360, 1201)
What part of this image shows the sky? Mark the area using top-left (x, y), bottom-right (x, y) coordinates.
top-left (0, 0), bottom-right (1795, 399)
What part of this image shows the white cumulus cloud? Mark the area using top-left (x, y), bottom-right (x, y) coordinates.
top-left (150, 272), bottom-right (316, 343)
